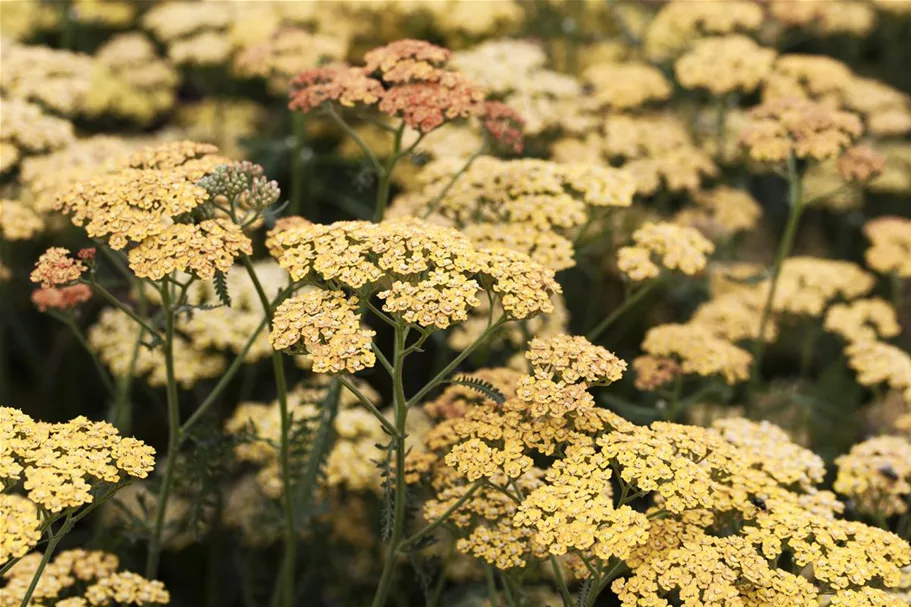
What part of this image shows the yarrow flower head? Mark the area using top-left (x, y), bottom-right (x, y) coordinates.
top-left (31, 284), bottom-right (93, 313)
top-left (739, 97), bottom-right (864, 163)
top-left (824, 298), bottom-right (901, 344)
top-left (30, 247), bottom-right (87, 288)
top-left (640, 322), bottom-right (753, 385)
top-left (289, 39), bottom-right (502, 136)
top-left (675, 35), bottom-right (777, 96)
top-left (266, 218), bottom-right (560, 360)
top-left (835, 435), bottom-right (911, 518)
top-left (2, 549), bottom-right (169, 606)
top-left (864, 216), bottom-right (911, 278)
top-left (0, 407), bottom-right (155, 513)
top-left (271, 289), bottom-right (376, 374)
top-left (617, 222), bottom-right (715, 281)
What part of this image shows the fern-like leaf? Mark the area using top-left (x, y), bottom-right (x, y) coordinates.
top-left (445, 375), bottom-right (506, 405)
top-left (214, 271), bottom-right (232, 307)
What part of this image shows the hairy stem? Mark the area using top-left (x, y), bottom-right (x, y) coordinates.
top-left (19, 515), bottom-right (72, 607)
top-left (406, 316), bottom-right (506, 408)
top-left (373, 122), bottom-right (405, 222)
top-left (398, 481), bottom-right (482, 552)
top-left (748, 153), bottom-right (804, 408)
top-left (145, 280), bottom-right (181, 579)
top-left (587, 279), bottom-right (660, 342)
top-left (371, 323), bottom-right (409, 607)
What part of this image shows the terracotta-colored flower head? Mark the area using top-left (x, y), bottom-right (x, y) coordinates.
top-left (31, 284), bottom-right (93, 312)
top-left (482, 101), bottom-right (525, 153)
top-left (288, 65), bottom-right (385, 113)
top-left (364, 39), bottom-right (451, 83)
top-left (379, 74), bottom-right (485, 133)
top-left (30, 247), bottom-right (87, 288)
top-left (837, 145), bottom-right (886, 182)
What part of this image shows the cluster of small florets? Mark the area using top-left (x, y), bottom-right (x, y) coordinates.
top-left (0, 407), bottom-right (155, 513)
top-left (88, 308), bottom-right (225, 389)
top-left (675, 35), bottom-right (777, 96)
top-left (391, 156), bottom-right (635, 271)
top-left (674, 186), bottom-right (763, 241)
top-left (638, 322), bottom-right (753, 385)
top-left (824, 298), bottom-right (901, 344)
top-left (739, 97), bottom-right (864, 163)
top-left (845, 341), bottom-right (911, 404)
top-left (2, 549), bottom-right (169, 606)
top-left (225, 379), bottom-right (385, 498)
top-left (271, 288), bottom-right (376, 374)
top-left (617, 221), bottom-right (715, 281)
top-left (644, 0), bottom-right (764, 60)
top-left (29, 247), bottom-right (88, 288)
top-left (864, 216), bottom-right (911, 278)
top-left (289, 39), bottom-right (512, 138)
top-left (757, 256), bottom-right (876, 318)
top-left (835, 435), bottom-right (911, 518)
top-left (54, 142), bottom-right (266, 280)
top-left (267, 218), bottom-right (560, 369)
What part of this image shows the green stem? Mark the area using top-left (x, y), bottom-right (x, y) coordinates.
top-left (406, 316), bottom-right (506, 408)
top-left (19, 515), bottom-right (72, 607)
top-left (398, 481), bottom-right (482, 552)
top-left (290, 112), bottom-right (312, 219)
top-left (54, 312), bottom-right (117, 397)
top-left (236, 255), bottom-right (295, 607)
top-left (484, 565), bottom-right (499, 607)
top-left (373, 123), bottom-right (405, 223)
top-left (666, 373), bottom-right (684, 422)
top-left (323, 106), bottom-right (384, 175)
top-left (549, 555), bottom-right (575, 607)
top-left (748, 153), bottom-right (804, 408)
top-left (421, 142), bottom-right (487, 219)
top-left (293, 379), bottom-right (341, 521)
top-left (178, 315), bottom-right (269, 435)
top-left (370, 323), bottom-right (409, 607)
top-left (86, 280), bottom-right (162, 344)
top-left (586, 279), bottom-right (660, 341)
top-left (145, 280), bottom-right (181, 579)
top-left (339, 376), bottom-right (398, 437)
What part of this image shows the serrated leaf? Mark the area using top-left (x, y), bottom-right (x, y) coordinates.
top-left (445, 375), bottom-right (507, 405)
top-left (214, 271), bottom-right (232, 307)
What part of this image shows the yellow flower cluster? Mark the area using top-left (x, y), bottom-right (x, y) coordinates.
top-left (864, 216), bottom-right (911, 278)
top-left (582, 61), bottom-right (671, 111)
top-left (19, 135), bottom-right (140, 215)
top-left (617, 221), bottom-right (715, 281)
top-left (394, 157), bottom-right (634, 271)
top-left (0, 199), bottom-right (44, 241)
top-left (770, 0), bottom-right (877, 37)
top-left (514, 444), bottom-right (650, 560)
top-left (0, 407), bottom-right (155, 513)
top-left (0, 98), bottom-right (74, 173)
top-left (174, 261), bottom-right (288, 363)
top-left (1, 42), bottom-right (168, 123)
top-left (712, 417), bottom-right (825, 490)
top-left (128, 219), bottom-right (252, 280)
top-left (271, 288), bottom-right (376, 374)
top-left (555, 113), bottom-right (719, 196)
top-left (689, 291), bottom-right (777, 344)
top-left (93, 33), bottom-right (179, 124)
top-left (2, 549), bottom-right (169, 606)
top-left (835, 436), bottom-right (911, 518)
top-left (674, 186), bottom-right (762, 241)
top-left (869, 144), bottom-right (911, 194)
top-left (234, 28), bottom-right (346, 95)
top-left (225, 379), bottom-right (386, 497)
top-left (675, 35), bottom-right (777, 96)
top-left (88, 308), bottom-right (225, 389)
top-left (825, 298), bottom-right (901, 344)
top-left (644, 0), bottom-right (764, 60)
top-left (762, 256), bottom-right (875, 317)
top-left (57, 141), bottom-right (223, 247)
top-left (740, 97), bottom-right (864, 163)
top-left (0, 493), bottom-right (41, 566)
top-left (267, 217), bottom-right (561, 333)
top-left (639, 323), bottom-right (753, 384)
top-left (846, 341), bottom-right (911, 403)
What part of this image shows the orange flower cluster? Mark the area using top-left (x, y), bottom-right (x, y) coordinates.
top-left (289, 39), bottom-right (514, 140)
